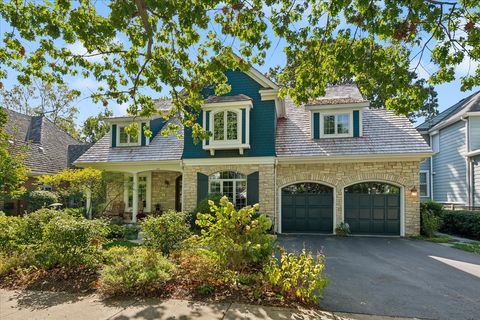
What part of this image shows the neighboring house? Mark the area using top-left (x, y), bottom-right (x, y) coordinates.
top-left (1, 109), bottom-right (90, 215)
top-left (417, 91), bottom-right (480, 209)
top-left (75, 68), bottom-right (431, 236)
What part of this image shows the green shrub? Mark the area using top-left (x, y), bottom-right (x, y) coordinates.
top-left (124, 224), bottom-right (140, 240)
top-left (106, 224), bottom-right (127, 240)
top-left (26, 190), bottom-right (59, 212)
top-left (441, 210), bottom-right (480, 240)
top-left (141, 211), bottom-right (191, 254)
top-left (64, 207), bottom-right (86, 218)
top-left (100, 247), bottom-right (176, 295)
top-left (420, 201), bottom-right (444, 217)
top-left (189, 193), bottom-right (223, 230)
top-left (171, 248), bottom-right (223, 286)
top-left (38, 215), bottom-right (108, 268)
top-left (335, 222), bottom-right (350, 236)
top-left (264, 248), bottom-right (328, 304)
top-left (193, 197), bottom-right (276, 271)
top-left (420, 204), bottom-right (441, 238)
top-left (0, 215), bottom-right (29, 253)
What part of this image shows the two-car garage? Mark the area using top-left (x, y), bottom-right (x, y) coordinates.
top-left (281, 181), bottom-right (402, 236)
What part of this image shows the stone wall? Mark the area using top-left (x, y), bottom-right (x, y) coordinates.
top-left (182, 164), bottom-right (275, 217)
top-left (151, 171), bottom-right (181, 212)
top-left (276, 161), bottom-right (421, 236)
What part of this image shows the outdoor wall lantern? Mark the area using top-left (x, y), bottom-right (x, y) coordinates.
top-left (410, 186), bottom-right (418, 197)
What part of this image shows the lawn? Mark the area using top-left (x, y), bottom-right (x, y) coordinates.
top-left (452, 243), bottom-right (480, 254)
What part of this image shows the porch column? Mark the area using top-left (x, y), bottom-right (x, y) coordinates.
top-left (132, 172), bottom-right (139, 223)
top-left (85, 188), bottom-right (92, 219)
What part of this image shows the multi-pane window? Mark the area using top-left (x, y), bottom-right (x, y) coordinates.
top-left (118, 126), bottom-right (139, 145)
top-left (127, 176), bottom-right (148, 210)
top-left (213, 110), bottom-right (238, 141)
top-left (323, 113), bottom-right (350, 136)
top-left (209, 171), bottom-right (247, 209)
top-left (419, 171), bottom-right (429, 197)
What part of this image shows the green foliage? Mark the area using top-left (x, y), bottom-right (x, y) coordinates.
top-left (124, 224), bottom-right (140, 240)
top-left (100, 247), bottom-right (176, 296)
top-left (452, 242), bottom-right (480, 255)
top-left (172, 248), bottom-right (224, 287)
top-left (2, 1), bottom-right (478, 133)
top-left (38, 215), bottom-right (108, 268)
top-left (441, 211), bottom-right (480, 240)
top-left (141, 211), bottom-right (191, 255)
top-left (103, 240), bottom-right (139, 250)
top-left (335, 222), bottom-right (350, 236)
top-left (81, 108), bottom-right (113, 143)
top-left (0, 108), bottom-right (28, 199)
top-left (0, 208), bottom-right (107, 270)
top-left (264, 248), bottom-right (328, 304)
top-left (420, 201), bottom-right (444, 218)
top-left (420, 202), bottom-right (441, 238)
top-left (106, 224), bottom-right (127, 240)
top-left (192, 197), bottom-right (276, 271)
top-left (190, 193), bottom-right (223, 230)
top-left (64, 207), bottom-right (86, 218)
top-left (197, 284), bottom-right (215, 296)
top-left (26, 190), bottom-right (59, 212)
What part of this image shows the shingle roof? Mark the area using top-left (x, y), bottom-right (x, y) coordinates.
top-left (276, 99), bottom-right (432, 157)
top-left (306, 84), bottom-right (368, 106)
top-left (205, 94), bottom-right (252, 104)
top-left (4, 108), bottom-right (87, 174)
top-left (74, 119), bottom-right (183, 163)
top-left (416, 91), bottom-right (480, 131)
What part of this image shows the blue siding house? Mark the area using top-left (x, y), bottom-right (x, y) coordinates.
top-left (417, 91), bottom-right (480, 209)
top-left (76, 64), bottom-right (431, 236)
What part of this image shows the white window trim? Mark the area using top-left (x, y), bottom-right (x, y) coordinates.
top-left (320, 111), bottom-right (354, 138)
top-left (123, 172), bottom-right (152, 212)
top-left (419, 170), bottom-right (430, 198)
top-left (202, 102), bottom-right (252, 155)
top-left (115, 122), bottom-right (143, 147)
top-left (208, 173), bottom-right (247, 208)
top-left (211, 109), bottom-right (241, 144)
top-left (431, 133), bottom-right (440, 154)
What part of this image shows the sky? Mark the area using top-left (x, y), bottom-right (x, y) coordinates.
top-left (1, 3), bottom-right (479, 128)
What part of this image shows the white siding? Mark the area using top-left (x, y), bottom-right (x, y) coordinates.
top-left (469, 116), bottom-right (480, 151)
top-left (432, 121), bottom-right (468, 204)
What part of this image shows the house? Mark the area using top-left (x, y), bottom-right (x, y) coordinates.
top-left (75, 68), bottom-right (432, 236)
top-left (416, 91), bottom-right (480, 209)
top-left (1, 108), bottom-right (90, 215)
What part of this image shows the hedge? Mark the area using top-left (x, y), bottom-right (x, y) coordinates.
top-left (440, 210), bottom-right (480, 240)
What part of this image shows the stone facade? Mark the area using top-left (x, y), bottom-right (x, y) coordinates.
top-left (151, 171), bottom-right (181, 212)
top-left (276, 161), bottom-right (421, 236)
top-left (182, 164), bottom-right (275, 217)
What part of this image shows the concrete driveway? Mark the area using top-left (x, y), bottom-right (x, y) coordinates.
top-left (278, 235), bottom-right (480, 320)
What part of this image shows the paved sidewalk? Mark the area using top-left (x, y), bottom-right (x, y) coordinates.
top-left (0, 289), bottom-right (419, 320)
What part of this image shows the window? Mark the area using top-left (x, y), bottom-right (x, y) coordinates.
top-left (213, 110), bottom-right (238, 142)
top-left (322, 113), bottom-right (350, 136)
top-left (431, 134), bottom-right (440, 153)
top-left (419, 171), bottom-right (429, 197)
top-left (124, 174), bottom-right (150, 211)
top-left (118, 125), bottom-right (139, 146)
top-left (209, 171), bottom-right (246, 209)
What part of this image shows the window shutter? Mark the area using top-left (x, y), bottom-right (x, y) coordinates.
top-left (353, 110), bottom-right (360, 137)
top-left (141, 122), bottom-right (147, 146)
top-left (111, 124), bottom-right (117, 147)
top-left (313, 113), bottom-right (320, 139)
top-left (247, 171), bottom-right (259, 206)
top-left (197, 173), bottom-right (209, 204)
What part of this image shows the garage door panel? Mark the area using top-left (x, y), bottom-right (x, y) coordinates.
top-left (281, 183), bottom-right (333, 233)
top-left (344, 182), bottom-right (401, 235)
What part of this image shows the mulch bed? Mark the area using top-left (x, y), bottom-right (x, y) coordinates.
top-left (0, 268), bottom-right (310, 309)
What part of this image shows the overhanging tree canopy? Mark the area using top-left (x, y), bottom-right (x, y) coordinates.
top-left (0, 0), bottom-right (478, 136)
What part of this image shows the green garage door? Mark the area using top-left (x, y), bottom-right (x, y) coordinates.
top-left (344, 182), bottom-right (401, 235)
top-left (282, 183), bottom-right (333, 233)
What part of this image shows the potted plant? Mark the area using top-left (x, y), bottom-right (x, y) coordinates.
top-left (335, 222), bottom-right (351, 236)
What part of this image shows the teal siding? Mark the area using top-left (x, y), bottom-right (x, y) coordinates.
top-left (183, 70), bottom-right (276, 158)
top-left (111, 124), bottom-right (117, 147)
top-left (150, 118), bottom-right (165, 138)
top-left (141, 122), bottom-right (146, 146)
top-left (353, 110), bottom-right (360, 137)
top-left (313, 113), bottom-right (320, 139)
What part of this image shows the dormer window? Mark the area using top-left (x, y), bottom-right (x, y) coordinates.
top-left (119, 125), bottom-right (139, 145)
top-left (202, 95), bottom-right (252, 156)
top-left (323, 113), bottom-right (351, 137)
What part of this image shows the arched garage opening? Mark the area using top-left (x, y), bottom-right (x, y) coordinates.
top-left (281, 182), bottom-right (334, 233)
top-left (344, 182), bottom-right (402, 235)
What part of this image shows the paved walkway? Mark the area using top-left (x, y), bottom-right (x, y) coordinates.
top-left (0, 289), bottom-right (418, 320)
